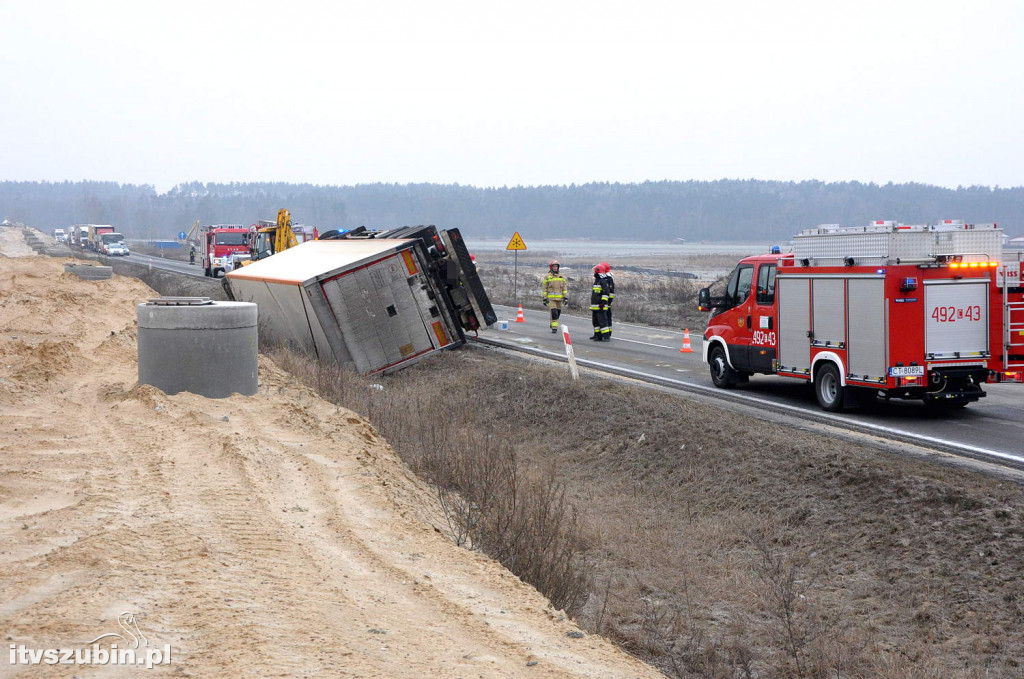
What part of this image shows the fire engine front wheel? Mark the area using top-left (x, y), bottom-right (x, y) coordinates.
top-left (814, 363), bottom-right (844, 412)
top-left (709, 345), bottom-right (739, 389)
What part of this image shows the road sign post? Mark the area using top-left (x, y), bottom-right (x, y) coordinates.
top-left (506, 231), bottom-right (527, 303)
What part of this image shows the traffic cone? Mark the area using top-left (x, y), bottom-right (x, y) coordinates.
top-left (515, 304), bottom-right (525, 323)
top-left (679, 329), bottom-right (694, 353)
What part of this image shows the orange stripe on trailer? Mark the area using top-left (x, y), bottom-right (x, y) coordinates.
top-left (401, 249), bottom-right (418, 275)
top-left (431, 321), bottom-right (451, 347)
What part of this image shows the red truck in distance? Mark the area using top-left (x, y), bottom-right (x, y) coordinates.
top-left (199, 225), bottom-right (250, 278)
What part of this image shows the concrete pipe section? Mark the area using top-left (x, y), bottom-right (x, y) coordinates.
top-left (137, 297), bottom-right (258, 398)
top-left (65, 264), bottom-right (113, 280)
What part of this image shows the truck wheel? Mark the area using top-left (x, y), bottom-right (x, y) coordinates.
top-left (709, 345), bottom-right (739, 389)
top-left (204, 265), bottom-right (212, 277)
top-left (814, 363), bottom-right (844, 412)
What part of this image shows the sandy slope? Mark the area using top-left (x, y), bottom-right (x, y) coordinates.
top-left (0, 245), bottom-right (659, 677)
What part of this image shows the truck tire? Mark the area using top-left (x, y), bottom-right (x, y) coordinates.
top-left (709, 345), bottom-right (739, 389)
top-left (204, 265), bottom-right (212, 277)
top-left (814, 363), bottom-right (844, 412)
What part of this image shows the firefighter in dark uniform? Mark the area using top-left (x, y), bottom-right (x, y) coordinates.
top-left (599, 262), bottom-right (615, 332)
top-left (189, 242), bottom-right (197, 265)
top-left (589, 264), bottom-right (612, 340)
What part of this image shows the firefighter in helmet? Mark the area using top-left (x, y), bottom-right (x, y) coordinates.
top-left (189, 242), bottom-right (197, 265)
top-left (589, 263), bottom-right (612, 340)
top-left (542, 260), bottom-right (568, 333)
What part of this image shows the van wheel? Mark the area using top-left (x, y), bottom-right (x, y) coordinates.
top-left (814, 363), bottom-right (844, 412)
top-left (709, 345), bottom-right (738, 389)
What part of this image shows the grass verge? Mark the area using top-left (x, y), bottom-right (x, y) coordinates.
top-left (267, 344), bottom-right (1024, 678)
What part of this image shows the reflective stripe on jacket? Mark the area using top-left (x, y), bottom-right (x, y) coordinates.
top-left (542, 273), bottom-right (567, 299)
top-left (589, 274), bottom-right (610, 310)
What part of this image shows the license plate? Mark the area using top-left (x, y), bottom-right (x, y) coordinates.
top-left (889, 366), bottom-right (925, 377)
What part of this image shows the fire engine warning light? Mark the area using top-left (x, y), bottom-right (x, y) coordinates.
top-left (948, 261), bottom-right (999, 269)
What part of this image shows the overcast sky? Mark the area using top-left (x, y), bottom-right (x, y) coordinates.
top-left (2, 0), bottom-right (1023, 192)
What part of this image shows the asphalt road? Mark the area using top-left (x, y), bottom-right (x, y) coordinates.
top-left (122, 252), bottom-right (211, 278)
top-left (484, 304), bottom-right (1024, 469)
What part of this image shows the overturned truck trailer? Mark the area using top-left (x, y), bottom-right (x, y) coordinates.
top-left (223, 227), bottom-right (495, 375)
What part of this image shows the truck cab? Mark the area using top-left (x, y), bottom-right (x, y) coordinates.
top-left (99, 232), bottom-right (125, 254)
top-left (202, 226), bottom-right (250, 277)
top-left (700, 252), bottom-right (788, 387)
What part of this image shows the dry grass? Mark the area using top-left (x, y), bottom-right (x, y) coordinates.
top-left (268, 345), bottom-right (1024, 678)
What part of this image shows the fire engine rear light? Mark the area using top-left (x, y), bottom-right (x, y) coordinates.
top-left (898, 376), bottom-right (923, 387)
top-left (1002, 371), bottom-right (1023, 383)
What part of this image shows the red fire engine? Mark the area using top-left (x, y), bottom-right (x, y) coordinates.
top-left (699, 220), bottom-right (1024, 411)
top-left (198, 224), bottom-right (250, 278)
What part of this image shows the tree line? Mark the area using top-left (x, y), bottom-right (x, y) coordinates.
top-left (2, 179), bottom-right (1023, 241)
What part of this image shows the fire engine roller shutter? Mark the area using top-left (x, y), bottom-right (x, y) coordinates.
top-left (811, 279), bottom-right (846, 347)
top-left (846, 278), bottom-right (886, 380)
top-left (924, 279), bottom-right (989, 359)
top-left (777, 276), bottom-right (811, 372)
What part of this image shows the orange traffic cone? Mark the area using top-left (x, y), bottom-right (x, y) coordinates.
top-left (679, 329), bottom-right (694, 353)
top-left (516, 304), bottom-right (525, 323)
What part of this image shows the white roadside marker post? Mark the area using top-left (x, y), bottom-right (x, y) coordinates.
top-left (562, 324), bottom-right (580, 381)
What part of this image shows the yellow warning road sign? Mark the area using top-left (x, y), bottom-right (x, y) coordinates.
top-left (506, 231), bottom-right (527, 251)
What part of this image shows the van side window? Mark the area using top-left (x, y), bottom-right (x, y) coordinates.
top-left (756, 264), bottom-right (777, 305)
top-left (726, 265), bottom-right (754, 305)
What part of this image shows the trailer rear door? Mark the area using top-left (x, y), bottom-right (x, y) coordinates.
top-left (923, 279), bottom-right (989, 359)
top-left (319, 251), bottom-right (440, 373)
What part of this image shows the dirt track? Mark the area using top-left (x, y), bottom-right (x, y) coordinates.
top-left (0, 233), bottom-right (659, 677)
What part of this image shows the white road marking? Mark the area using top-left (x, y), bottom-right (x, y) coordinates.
top-left (610, 337), bottom-right (677, 350)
